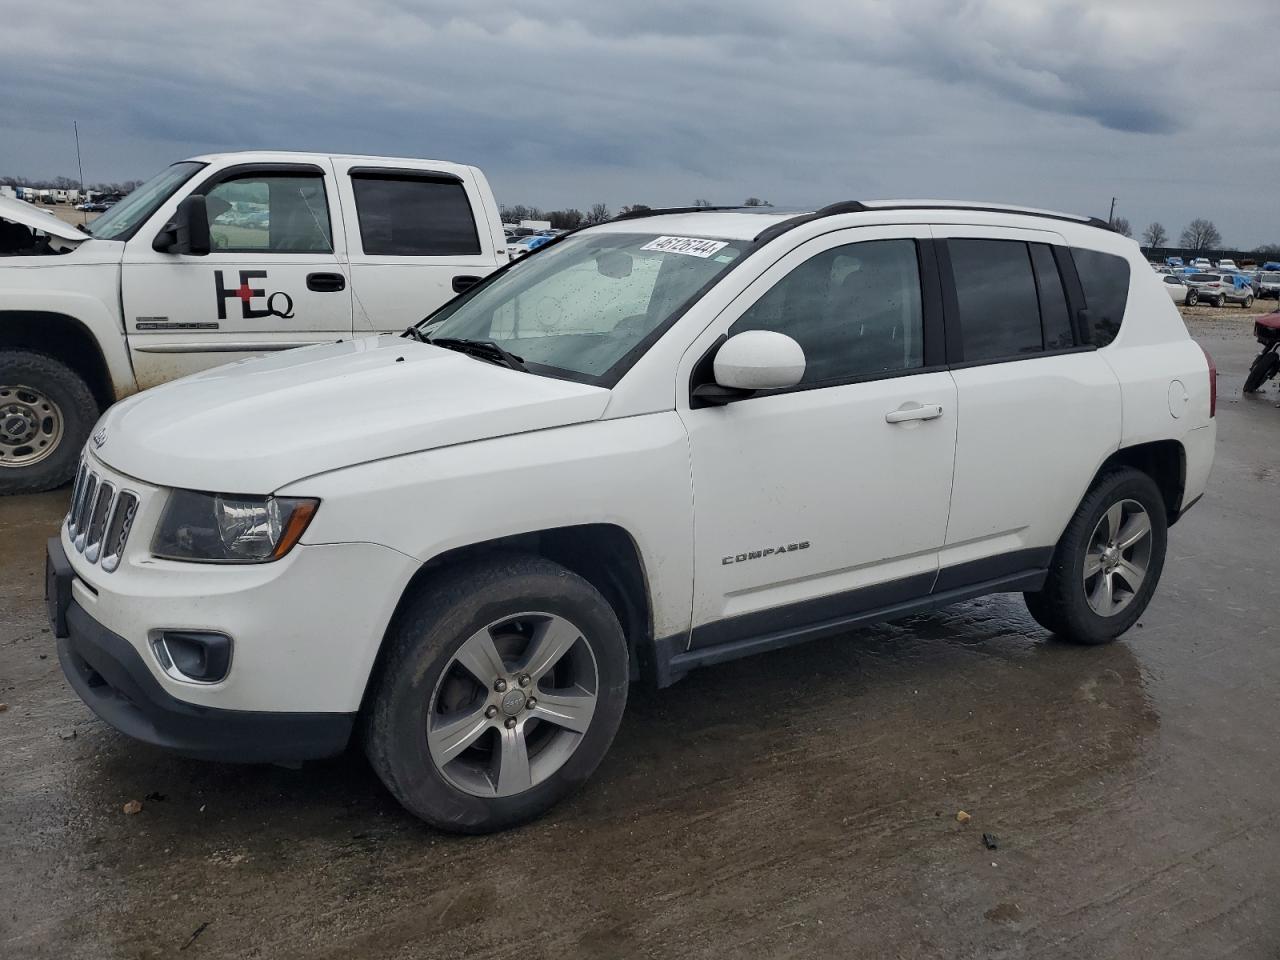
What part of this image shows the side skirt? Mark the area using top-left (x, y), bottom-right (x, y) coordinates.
top-left (645, 556), bottom-right (1049, 688)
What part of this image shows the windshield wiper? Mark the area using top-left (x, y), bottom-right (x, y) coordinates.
top-left (402, 324), bottom-right (428, 343)
top-left (425, 337), bottom-right (528, 372)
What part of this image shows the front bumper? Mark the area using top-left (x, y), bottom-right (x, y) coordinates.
top-left (48, 537), bottom-right (354, 763)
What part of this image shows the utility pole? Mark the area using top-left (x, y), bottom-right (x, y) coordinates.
top-left (1107, 196), bottom-right (1116, 226)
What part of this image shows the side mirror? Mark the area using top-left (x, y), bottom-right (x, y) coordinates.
top-left (692, 330), bottom-right (806, 406)
top-left (152, 194), bottom-right (211, 255)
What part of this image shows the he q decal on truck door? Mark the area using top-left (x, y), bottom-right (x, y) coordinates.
top-left (214, 270), bottom-right (295, 320)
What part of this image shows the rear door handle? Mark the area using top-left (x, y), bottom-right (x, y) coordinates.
top-left (452, 275), bottom-right (482, 294)
top-left (306, 272), bottom-right (346, 293)
top-left (885, 402), bottom-right (943, 424)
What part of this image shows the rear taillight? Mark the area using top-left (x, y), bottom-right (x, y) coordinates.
top-left (1199, 344), bottom-right (1217, 417)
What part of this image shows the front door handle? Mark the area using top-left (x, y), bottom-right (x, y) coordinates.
top-left (452, 275), bottom-right (482, 294)
top-left (885, 402), bottom-right (943, 424)
top-left (306, 272), bottom-right (346, 293)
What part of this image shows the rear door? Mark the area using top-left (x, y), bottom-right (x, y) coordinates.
top-left (933, 227), bottom-right (1121, 583)
top-left (122, 161), bottom-right (353, 389)
top-left (330, 160), bottom-right (503, 334)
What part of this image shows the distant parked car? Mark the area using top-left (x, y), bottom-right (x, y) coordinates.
top-left (1190, 257), bottom-right (1213, 270)
top-left (1184, 273), bottom-right (1235, 307)
top-left (1252, 270), bottom-right (1280, 299)
top-left (1165, 256), bottom-right (1184, 267)
top-left (1216, 259), bottom-right (1239, 272)
top-left (508, 234), bottom-right (554, 259)
top-left (1160, 273), bottom-right (1195, 305)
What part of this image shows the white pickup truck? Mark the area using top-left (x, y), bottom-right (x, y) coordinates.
top-left (0, 151), bottom-right (507, 493)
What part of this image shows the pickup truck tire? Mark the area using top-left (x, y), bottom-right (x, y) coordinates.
top-left (0, 350), bottom-right (98, 494)
top-left (1244, 350), bottom-right (1279, 393)
top-left (364, 553), bottom-right (629, 833)
top-left (1024, 468), bottom-right (1168, 646)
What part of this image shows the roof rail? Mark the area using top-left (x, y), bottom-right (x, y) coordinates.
top-left (754, 201), bottom-right (1113, 244)
top-left (611, 204), bottom-right (751, 221)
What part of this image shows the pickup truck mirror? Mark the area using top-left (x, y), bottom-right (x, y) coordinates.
top-left (152, 194), bottom-right (211, 256)
top-left (692, 330), bottom-right (806, 406)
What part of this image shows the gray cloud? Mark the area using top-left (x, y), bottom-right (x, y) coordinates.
top-left (0, 0), bottom-right (1275, 245)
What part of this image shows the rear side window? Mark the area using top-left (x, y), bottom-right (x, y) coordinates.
top-left (1071, 247), bottom-right (1130, 346)
top-left (948, 239), bottom-right (1042, 361)
top-left (351, 174), bottom-right (481, 256)
top-left (1029, 244), bottom-right (1074, 351)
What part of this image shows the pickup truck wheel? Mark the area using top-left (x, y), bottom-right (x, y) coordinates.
top-left (1024, 467), bottom-right (1167, 646)
top-left (1244, 351), bottom-right (1279, 393)
top-left (364, 554), bottom-right (628, 833)
top-left (0, 351), bottom-right (98, 494)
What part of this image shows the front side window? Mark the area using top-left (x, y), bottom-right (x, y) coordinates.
top-left (730, 239), bottom-right (924, 384)
top-left (422, 232), bottom-right (750, 382)
top-left (351, 174), bottom-right (481, 256)
top-left (205, 175), bottom-right (332, 253)
top-left (948, 239), bottom-right (1043, 361)
top-left (1071, 248), bottom-right (1130, 347)
top-left (87, 161), bottom-right (204, 241)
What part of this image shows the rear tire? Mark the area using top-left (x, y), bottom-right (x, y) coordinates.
top-left (1244, 350), bottom-right (1279, 393)
top-left (1024, 468), bottom-right (1167, 645)
top-left (364, 553), bottom-right (629, 833)
top-left (0, 351), bottom-right (98, 495)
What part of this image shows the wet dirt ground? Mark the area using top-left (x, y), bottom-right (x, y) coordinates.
top-left (2, 316), bottom-right (1278, 959)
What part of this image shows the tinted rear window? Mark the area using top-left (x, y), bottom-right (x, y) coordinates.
top-left (948, 239), bottom-right (1043, 361)
top-left (1071, 247), bottom-right (1131, 347)
top-left (351, 175), bottom-right (481, 256)
top-left (1029, 244), bottom-right (1074, 350)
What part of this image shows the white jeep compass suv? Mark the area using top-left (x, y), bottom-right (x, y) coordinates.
top-left (47, 201), bottom-right (1217, 832)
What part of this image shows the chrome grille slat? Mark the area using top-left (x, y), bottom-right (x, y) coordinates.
top-left (64, 460), bottom-right (140, 572)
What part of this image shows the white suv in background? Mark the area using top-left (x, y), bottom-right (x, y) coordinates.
top-left (48, 201), bottom-right (1216, 832)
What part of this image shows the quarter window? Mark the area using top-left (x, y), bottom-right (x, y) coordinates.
top-left (205, 175), bottom-right (332, 253)
top-left (351, 174), bottom-right (481, 256)
top-left (948, 239), bottom-right (1043, 361)
top-left (1071, 247), bottom-right (1131, 346)
top-left (730, 239), bottom-right (924, 385)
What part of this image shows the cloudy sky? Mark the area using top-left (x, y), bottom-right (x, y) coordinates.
top-left (2, 0), bottom-right (1276, 246)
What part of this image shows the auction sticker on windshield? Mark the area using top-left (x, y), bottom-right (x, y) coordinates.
top-left (641, 236), bottom-right (729, 258)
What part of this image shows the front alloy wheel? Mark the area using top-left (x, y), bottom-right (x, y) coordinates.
top-left (427, 612), bottom-right (598, 798)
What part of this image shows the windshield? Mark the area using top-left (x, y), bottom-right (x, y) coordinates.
top-left (86, 161), bottom-right (205, 241)
top-left (420, 231), bottom-right (752, 383)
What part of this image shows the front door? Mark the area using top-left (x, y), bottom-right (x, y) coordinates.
top-left (678, 226), bottom-right (958, 649)
top-left (122, 162), bottom-right (353, 389)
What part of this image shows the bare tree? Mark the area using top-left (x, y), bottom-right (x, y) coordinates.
top-left (1253, 243), bottom-right (1280, 258)
top-left (584, 203), bottom-right (611, 225)
top-left (619, 204), bottom-right (652, 215)
top-left (743, 197), bottom-right (770, 207)
top-left (1142, 222), bottom-right (1168, 249)
top-left (1110, 217), bottom-right (1132, 238)
top-left (692, 198), bottom-right (713, 208)
top-left (1180, 219), bottom-right (1222, 252)
top-left (549, 208), bottom-right (584, 230)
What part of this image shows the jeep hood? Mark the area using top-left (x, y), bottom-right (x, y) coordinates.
top-left (0, 196), bottom-right (87, 244)
top-left (96, 336), bottom-right (611, 492)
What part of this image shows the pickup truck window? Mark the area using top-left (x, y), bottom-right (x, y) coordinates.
top-left (422, 232), bottom-right (751, 383)
top-left (351, 174), bottom-right (481, 256)
top-left (86, 161), bottom-right (204, 241)
top-left (205, 175), bottom-right (332, 253)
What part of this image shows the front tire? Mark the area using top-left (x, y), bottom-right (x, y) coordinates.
top-left (0, 351), bottom-right (98, 495)
top-left (364, 554), bottom-right (629, 833)
top-left (1185, 290), bottom-right (1198, 306)
top-left (1242, 295), bottom-right (1254, 308)
top-left (1024, 468), bottom-right (1167, 645)
top-left (1214, 294), bottom-right (1226, 308)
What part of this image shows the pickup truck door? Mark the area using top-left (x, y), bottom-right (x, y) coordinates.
top-left (121, 161), bottom-right (353, 389)
top-left (328, 158), bottom-right (504, 334)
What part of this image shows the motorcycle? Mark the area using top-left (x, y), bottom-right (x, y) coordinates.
top-left (1243, 310), bottom-right (1280, 393)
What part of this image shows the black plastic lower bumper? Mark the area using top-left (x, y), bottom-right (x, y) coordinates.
top-left (48, 538), bottom-right (354, 763)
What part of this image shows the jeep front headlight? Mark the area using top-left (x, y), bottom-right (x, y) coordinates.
top-left (152, 491), bottom-right (318, 563)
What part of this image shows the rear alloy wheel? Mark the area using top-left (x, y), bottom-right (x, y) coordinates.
top-left (1025, 467), bottom-right (1167, 645)
top-left (365, 554), bottom-right (628, 832)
